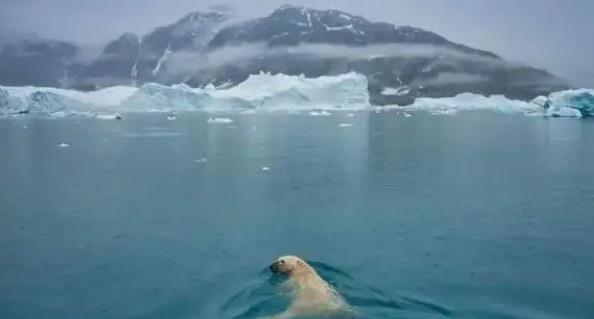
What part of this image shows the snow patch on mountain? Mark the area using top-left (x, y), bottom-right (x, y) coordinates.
top-left (152, 45), bottom-right (172, 76)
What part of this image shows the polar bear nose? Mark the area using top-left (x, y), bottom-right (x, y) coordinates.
top-left (269, 262), bottom-right (279, 273)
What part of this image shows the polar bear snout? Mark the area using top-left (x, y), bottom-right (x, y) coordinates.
top-left (269, 259), bottom-right (287, 273)
top-left (269, 261), bottom-right (280, 273)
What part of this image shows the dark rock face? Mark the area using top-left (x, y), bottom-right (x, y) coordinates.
top-left (0, 5), bottom-right (570, 104)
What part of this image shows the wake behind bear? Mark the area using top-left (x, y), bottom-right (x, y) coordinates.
top-left (264, 256), bottom-right (355, 319)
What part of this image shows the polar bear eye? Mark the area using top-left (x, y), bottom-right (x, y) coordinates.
top-left (280, 260), bottom-right (285, 264)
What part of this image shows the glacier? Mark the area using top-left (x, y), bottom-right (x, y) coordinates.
top-left (0, 72), bottom-right (369, 115)
top-left (1, 72), bottom-right (593, 118)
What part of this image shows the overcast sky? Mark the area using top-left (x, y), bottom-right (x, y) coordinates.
top-left (1, 0), bottom-right (593, 87)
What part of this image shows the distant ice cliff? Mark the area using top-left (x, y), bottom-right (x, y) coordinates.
top-left (1, 72), bottom-right (592, 118)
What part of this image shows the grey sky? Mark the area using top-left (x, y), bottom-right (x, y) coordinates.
top-left (1, 0), bottom-right (593, 87)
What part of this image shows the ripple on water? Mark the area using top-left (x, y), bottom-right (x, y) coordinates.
top-left (220, 261), bottom-right (453, 319)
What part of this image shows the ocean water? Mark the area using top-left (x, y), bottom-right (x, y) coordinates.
top-left (0, 112), bottom-right (593, 319)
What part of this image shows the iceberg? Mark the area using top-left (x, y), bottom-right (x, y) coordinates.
top-left (0, 72), bottom-right (369, 115)
top-left (1, 71), bottom-right (592, 119)
top-left (534, 89), bottom-right (594, 117)
top-left (401, 93), bottom-right (540, 115)
top-left (208, 72), bottom-right (369, 110)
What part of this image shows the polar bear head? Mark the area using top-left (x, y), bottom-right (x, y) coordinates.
top-left (269, 255), bottom-right (311, 276)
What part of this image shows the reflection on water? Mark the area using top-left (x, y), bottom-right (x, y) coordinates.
top-left (0, 113), bottom-right (593, 319)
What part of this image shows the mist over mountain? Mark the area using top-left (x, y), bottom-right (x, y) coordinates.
top-left (0, 5), bottom-right (569, 105)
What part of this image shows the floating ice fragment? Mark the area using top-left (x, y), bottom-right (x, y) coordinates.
top-left (96, 113), bottom-right (122, 120)
top-left (57, 142), bottom-right (71, 148)
top-left (338, 123), bottom-right (353, 128)
top-left (49, 111), bottom-right (67, 118)
top-left (261, 166), bottom-right (270, 171)
top-left (208, 117), bottom-right (234, 124)
top-left (194, 158), bottom-right (208, 163)
top-left (309, 110), bottom-right (331, 116)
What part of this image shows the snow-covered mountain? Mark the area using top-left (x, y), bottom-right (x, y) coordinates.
top-left (200, 5), bottom-right (567, 104)
top-left (0, 5), bottom-right (570, 104)
top-left (209, 4), bottom-right (496, 58)
top-left (78, 11), bottom-right (230, 88)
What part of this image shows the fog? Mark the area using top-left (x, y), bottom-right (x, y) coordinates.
top-left (163, 42), bottom-right (503, 77)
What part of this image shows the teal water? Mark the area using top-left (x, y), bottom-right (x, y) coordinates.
top-left (1, 112), bottom-right (593, 319)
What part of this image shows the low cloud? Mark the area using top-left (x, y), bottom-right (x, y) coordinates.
top-left (163, 42), bottom-right (503, 77)
top-left (416, 72), bottom-right (490, 86)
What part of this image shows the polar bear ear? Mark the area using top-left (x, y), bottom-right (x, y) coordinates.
top-left (297, 260), bottom-right (306, 267)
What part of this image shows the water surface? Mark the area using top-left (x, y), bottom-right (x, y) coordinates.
top-left (1, 112), bottom-right (593, 319)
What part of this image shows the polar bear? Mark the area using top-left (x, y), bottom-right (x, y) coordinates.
top-left (265, 256), bottom-right (350, 319)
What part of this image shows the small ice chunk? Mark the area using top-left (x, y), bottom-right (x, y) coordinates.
top-left (346, 113), bottom-right (355, 117)
top-left (49, 111), bottom-right (67, 118)
top-left (57, 142), bottom-right (71, 148)
top-left (194, 158), bottom-right (208, 163)
top-left (309, 110), bottom-right (331, 116)
top-left (167, 115), bottom-right (176, 121)
top-left (403, 113), bottom-right (412, 118)
top-left (382, 86), bottom-right (410, 96)
top-left (208, 117), bottom-right (234, 124)
top-left (96, 113), bottom-right (122, 120)
top-left (261, 166), bottom-right (270, 171)
top-left (338, 123), bottom-right (353, 128)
